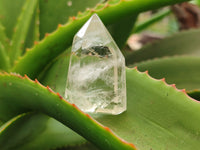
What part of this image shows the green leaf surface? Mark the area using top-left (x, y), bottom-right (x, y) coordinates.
top-left (39, 0), bottom-right (101, 39)
top-left (0, 0), bottom-right (26, 38)
top-left (23, 3), bottom-right (40, 52)
top-left (39, 50), bottom-right (70, 96)
top-left (12, 0), bottom-right (189, 78)
top-left (9, 0), bottom-right (38, 65)
top-left (132, 56), bottom-right (200, 91)
top-left (0, 113), bottom-right (86, 150)
top-left (0, 73), bottom-right (136, 150)
top-left (0, 22), bottom-right (9, 50)
top-left (126, 29), bottom-right (200, 65)
top-left (0, 42), bottom-right (10, 70)
top-left (42, 53), bottom-right (200, 150)
top-left (0, 113), bottom-right (48, 150)
top-left (96, 68), bottom-right (200, 150)
top-left (132, 9), bottom-right (171, 33)
top-left (1, 66), bottom-right (200, 149)
top-left (107, 14), bottom-right (138, 49)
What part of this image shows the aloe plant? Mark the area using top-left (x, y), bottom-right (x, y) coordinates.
top-left (1, 0), bottom-right (200, 150)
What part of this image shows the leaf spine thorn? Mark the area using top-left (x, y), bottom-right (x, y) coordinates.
top-left (171, 84), bottom-right (176, 88)
top-left (134, 66), bottom-right (138, 70)
top-left (57, 24), bottom-right (62, 28)
top-left (24, 74), bottom-right (30, 79)
top-left (104, 3), bottom-right (109, 8)
top-left (46, 86), bottom-right (53, 92)
top-left (91, 9), bottom-right (95, 13)
top-left (57, 92), bottom-right (63, 99)
top-left (45, 33), bottom-right (49, 37)
top-left (72, 16), bottom-right (76, 20)
top-left (34, 79), bottom-right (39, 83)
top-left (85, 113), bottom-right (91, 118)
top-left (120, 139), bottom-right (137, 149)
top-left (26, 48), bottom-right (30, 52)
top-left (72, 103), bottom-right (79, 110)
top-left (129, 143), bottom-right (137, 149)
top-left (104, 126), bottom-right (111, 132)
top-left (161, 78), bottom-right (165, 82)
top-left (34, 41), bottom-right (39, 45)
top-left (181, 89), bottom-right (186, 93)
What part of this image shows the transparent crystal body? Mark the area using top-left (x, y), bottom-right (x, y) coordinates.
top-left (65, 14), bottom-right (126, 114)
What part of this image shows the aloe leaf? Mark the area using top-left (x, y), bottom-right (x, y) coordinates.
top-left (39, 0), bottom-right (137, 48)
top-left (95, 68), bottom-right (200, 150)
top-left (188, 90), bottom-right (200, 101)
top-left (126, 28), bottom-right (200, 65)
top-left (0, 0), bottom-right (26, 38)
top-left (107, 14), bottom-right (138, 49)
top-left (12, 0), bottom-right (189, 78)
top-left (0, 22), bottom-right (9, 51)
top-left (132, 56), bottom-right (200, 91)
top-left (0, 112), bottom-right (86, 150)
top-left (41, 53), bottom-right (200, 150)
top-left (39, 49), bottom-right (71, 96)
top-left (1, 66), bottom-right (200, 149)
top-left (0, 74), bottom-right (136, 150)
top-left (24, 2), bottom-right (40, 51)
top-left (132, 9), bottom-right (171, 33)
top-left (0, 42), bottom-right (10, 70)
top-left (18, 117), bottom-right (86, 150)
top-left (9, 0), bottom-right (38, 65)
top-left (0, 113), bottom-right (48, 150)
top-left (195, 0), bottom-right (200, 6)
top-left (39, 0), bottom-right (101, 39)
top-left (2, 115), bottom-right (87, 150)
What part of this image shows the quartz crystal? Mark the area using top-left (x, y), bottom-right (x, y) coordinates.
top-left (65, 14), bottom-right (126, 114)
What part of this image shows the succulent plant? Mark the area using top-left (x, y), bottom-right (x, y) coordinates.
top-left (1, 0), bottom-right (200, 150)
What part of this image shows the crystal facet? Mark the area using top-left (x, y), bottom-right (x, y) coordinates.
top-left (65, 14), bottom-right (126, 114)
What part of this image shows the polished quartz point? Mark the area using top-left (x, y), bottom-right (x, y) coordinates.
top-left (65, 14), bottom-right (126, 115)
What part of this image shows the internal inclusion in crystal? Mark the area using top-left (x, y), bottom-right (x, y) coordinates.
top-left (65, 14), bottom-right (126, 115)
